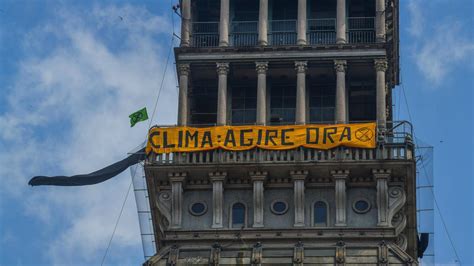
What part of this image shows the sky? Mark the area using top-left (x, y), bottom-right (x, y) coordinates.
top-left (0, 0), bottom-right (472, 265)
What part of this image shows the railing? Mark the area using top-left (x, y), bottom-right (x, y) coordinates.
top-left (147, 121), bottom-right (414, 166)
top-left (269, 20), bottom-right (297, 46)
top-left (307, 18), bottom-right (336, 45)
top-left (348, 17), bottom-right (375, 43)
top-left (230, 21), bottom-right (258, 46)
top-left (191, 22), bottom-right (219, 47)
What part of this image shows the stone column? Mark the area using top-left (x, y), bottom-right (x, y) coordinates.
top-left (250, 171), bottom-right (267, 228)
top-left (217, 62), bottom-right (230, 125)
top-left (375, 0), bottom-right (386, 42)
top-left (374, 59), bottom-right (388, 132)
top-left (336, 0), bottom-right (347, 44)
top-left (210, 172), bottom-right (227, 229)
top-left (332, 170), bottom-right (349, 226)
top-left (334, 60), bottom-right (347, 124)
top-left (258, 0), bottom-right (268, 46)
top-left (219, 0), bottom-right (230, 47)
top-left (169, 172), bottom-right (186, 229)
top-left (256, 62), bottom-right (269, 125)
top-left (295, 61), bottom-right (308, 124)
top-left (297, 0), bottom-right (307, 45)
top-left (374, 169), bottom-right (391, 227)
top-left (180, 0), bottom-right (191, 47)
top-left (178, 64), bottom-right (190, 126)
top-left (291, 170), bottom-right (308, 227)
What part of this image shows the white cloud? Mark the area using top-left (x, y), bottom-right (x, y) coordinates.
top-left (0, 4), bottom-right (177, 265)
top-left (407, 1), bottom-right (474, 86)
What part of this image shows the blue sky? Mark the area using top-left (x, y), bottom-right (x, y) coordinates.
top-left (0, 0), bottom-right (472, 265)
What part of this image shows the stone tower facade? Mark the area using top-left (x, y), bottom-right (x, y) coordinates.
top-left (144, 0), bottom-right (420, 265)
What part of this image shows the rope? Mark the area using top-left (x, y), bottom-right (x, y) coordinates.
top-left (400, 75), bottom-right (462, 265)
top-left (100, 6), bottom-right (177, 263)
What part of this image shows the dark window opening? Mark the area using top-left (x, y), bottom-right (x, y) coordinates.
top-left (270, 82), bottom-right (296, 125)
top-left (309, 0), bottom-right (336, 19)
top-left (348, 0), bottom-right (375, 17)
top-left (349, 80), bottom-right (376, 122)
top-left (232, 203), bottom-right (246, 227)
top-left (190, 81), bottom-right (217, 125)
top-left (193, 0), bottom-right (220, 22)
top-left (314, 201), bottom-right (328, 226)
top-left (231, 0), bottom-right (259, 21)
top-left (231, 85), bottom-right (257, 125)
top-left (309, 79), bottom-right (335, 124)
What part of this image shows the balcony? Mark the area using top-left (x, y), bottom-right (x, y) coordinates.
top-left (308, 18), bottom-right (336, 45)
top-left (189, 17), bottom-right (376, 48)
top-left (191, 22), bottom-right (219, 48)
top-left (147, 121), bottom-right (414, 166)
top-left (348, 17), bottom-right (376, 43)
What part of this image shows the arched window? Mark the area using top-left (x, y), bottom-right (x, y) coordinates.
top-left (314, 201), bottom-right (328, 226)
top-left (232, 203), bottom-right (246, 228)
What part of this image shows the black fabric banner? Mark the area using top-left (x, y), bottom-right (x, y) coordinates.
top-left (28, 148), bottom-right (146, 186)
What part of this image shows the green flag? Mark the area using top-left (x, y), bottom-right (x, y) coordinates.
top-left (129, 107), bottom-right (149, 127)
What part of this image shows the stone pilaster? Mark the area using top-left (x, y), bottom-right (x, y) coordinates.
top-left (297, 0), bottom-right (307, 45)
top-left (332, 170), bottom-right (349, 226)
top-left (334, 60), bottom-right (347, 124)
top-left (180, 0), bottom-right (191, 47)
top-left (374, 169), bottom-right (391, 227)
top-left (250, 171), bottom-right (267, 228)
top-left (256, 62), bottom-right (269, 125)
top-left (169, 172), bottom-right (187, 229)
top-left (177, 64), bottom-right (190, 126)
top-left (216, 62), bottom-right (230, 125)
top-left (295, 61), bottom-right (308, 124)
top-left (291, 170), bottom-right (308, 227)
top-left (209, 171), bottom-right (227, 228)
top-left (219, 0), bottom-right (230, 46)
top-left (375, 59), bottom-right (388, 132)
top-left (258, 0), bottom-right (268, 46)
top-left (376, 0), bottom-right (386, 42)
top-left (336, 0), bottom-right (347, 44)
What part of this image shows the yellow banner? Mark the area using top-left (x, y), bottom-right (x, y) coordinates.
top-left (146, 123), bottom-right (376, 154)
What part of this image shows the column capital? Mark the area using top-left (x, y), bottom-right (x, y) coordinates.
top-left (178, 63), bottom-right (190, 76)
top-left (250, 171), bottom-right (268, 182)
top-left (372, 169), bottom-right (391, 179)
top-left (168, 172), bottom-right (187, 183)
top-left (295, 61), bottom-right (308, 73)
top-left (216, 62), bottom-right (230, 75)
top-left (256, 61), bottom-right (269, 74)
top-left (209, 171), bottom-right (227, 182)
top-left (334, 60), bottom-right (347, 73)
top-left (331, 170), bottom-right (349, 179)
top-left (374, 59), bottom-right (388, 72)
top-left (290, 170), bottom-right (308, 181)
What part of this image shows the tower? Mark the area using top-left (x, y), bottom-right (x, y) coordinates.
top-left (144, 0), bottom-right (420, 265)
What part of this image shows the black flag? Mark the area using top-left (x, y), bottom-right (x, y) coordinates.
top-left (28, 148), bottom-right (146, 186)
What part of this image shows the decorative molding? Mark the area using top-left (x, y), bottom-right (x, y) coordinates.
top-left (295, 61), bottom-right (308, 73)
top-left (177, 63), bottom-right (190, 76)
top-left (388, 187), bottom-right (406, 226)
top-left (216, 62), bottom-right (230, 75)
top-left (255, 61), bottom-right (269, 74)
top-left (155, 192), bottom-right (171, 231)
top-left (334, 60), bottom-right (347, 73)
top-left (293, 241), bottom-right (304, 265)
top-left (374, 58), bottom-right (388, 72)
top-left (290, 170), bottom-right (308, 181)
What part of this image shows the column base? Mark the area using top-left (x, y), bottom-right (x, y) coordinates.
top-left (335, 223), bottom-right (347, 227)
top-left (219, 41), bottom-right (229, 47)
top-left (377, 222), bottom-right (389, 227)
top-left (376, 35), bottom-right (386, 43)
top-left (169, 225), bottom-right (182, 229)
top-left (336, 38), bottom-right (347, 45)
top-left (252, 224), bottom-right (265, 228)
top-left (297, 39), bottom-right (307, 45)
top-left (258, 40), bottom-right (268, 46)
top-left (211, 224), bottom-right (224, 229)
top-left (293, 222), bottom-right (305, 227)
